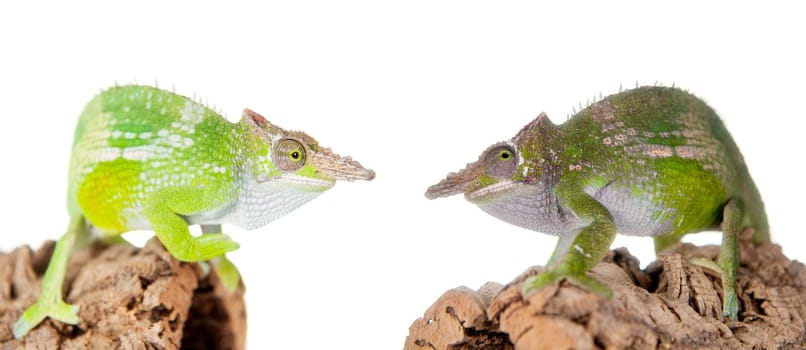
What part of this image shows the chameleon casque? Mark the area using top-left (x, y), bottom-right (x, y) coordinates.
top-left (14, 85), bottom-right (375, 338)
top-left (426, 86), bottom-right (768, 320)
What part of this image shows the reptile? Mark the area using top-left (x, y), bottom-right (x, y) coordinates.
top-left (13, 85), bottom-right (375, 338)
top-left (426, 86), bottom-right (768, 320)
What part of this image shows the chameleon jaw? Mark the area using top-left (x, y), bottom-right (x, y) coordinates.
top-left (275, 174), bottom-right (336, 191)
top-left (466, 180), bottom-right (518, 203)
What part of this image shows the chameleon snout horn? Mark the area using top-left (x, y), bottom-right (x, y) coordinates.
top-left (311, 148), bottom-right (376, 181)
top-left (424, 162), bottom-right (481, 199)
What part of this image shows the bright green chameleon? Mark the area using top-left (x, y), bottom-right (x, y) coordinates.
top-left (426, 86), bottom-right (768, 320)
top-left (14, 85), bottom-right (375, 338)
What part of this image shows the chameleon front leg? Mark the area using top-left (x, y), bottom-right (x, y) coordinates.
top-left (523, 188), bottom-right (617, 298)
top-left (13, 217), bottom-right (86, 339)
top-left (201, 224), bottom-right (242, 292)
top-left (145, 188), bottom-right (240, 262)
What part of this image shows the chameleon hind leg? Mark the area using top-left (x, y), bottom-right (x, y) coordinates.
top-left (691, 199), bottom-right (741, 320)
top-left (523, 189), bottom-right (617, 298)
top-left (201, 224), bottom-right (242, 292)
top-left (653, 231), bottom-right (684, 255)
top-left (654, 201), bottom-right (742, 320)
top-left (13, 217), bottom-right (86, 339)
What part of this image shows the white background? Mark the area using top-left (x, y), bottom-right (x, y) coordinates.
top-left (1, 1), bottom-right (804, 349)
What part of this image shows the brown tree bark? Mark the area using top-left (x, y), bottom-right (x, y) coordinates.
top-left (0, 239), bottom-right (246, 350)
top-left (404, 241), bottom-right (806, 350)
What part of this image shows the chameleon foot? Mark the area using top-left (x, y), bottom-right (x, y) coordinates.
top-left (522, 268), bottom-right (612, 298)
top-left (169, 234), bottom-right (241, 262)
top-left (690, 257), bottom-right (739, 320)
top-left (212, 255), bottom-right (242, 293)
top-left (13, 298), bottom-right (80, 339)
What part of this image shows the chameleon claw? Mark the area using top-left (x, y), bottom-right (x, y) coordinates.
top-left (522, 269), bottom-right (612, 299)
top-left (14, 298), bottom-right (80, 339)
top-left (565, 274), bottom-right (612, 297)
top-left (523, 269), bottom-right (561, 297)
top-left (212, 255), bottom-right (242, 293)
top-left (723, 292), bottom-right (739, 320)
top-left (169, 234), bottom-right (240, 262)
top-left (198, 261), bottom-right (211, 277)
top-left (690, 257), bottom-right (739, 320)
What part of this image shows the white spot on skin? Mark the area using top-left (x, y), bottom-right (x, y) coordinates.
top-left (674, 146), bottom-right (702, 159)
top-left (139, 132), bottom-right (152, 139)
top-left (645, 145), bottom-right (673, 158)
top-left (112, 131), bottom-right (123, 138)
top-left (573, 244), bottom-right (593, 258)
top-left (157, 129), bottom-right (169, 137)
top-left (122, 146), bottom-right (154, 161)
top-left (94, 147), bottom-right (122, 161)
top-left (180, 100), bottom-right (205, 124)
top-left (124, 132), bottom-right (136, 139)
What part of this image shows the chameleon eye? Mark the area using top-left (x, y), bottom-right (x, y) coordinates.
top-left (275, 138), bottom-right (307, 171)
top-left (484, 145), bottom-right (518, 178)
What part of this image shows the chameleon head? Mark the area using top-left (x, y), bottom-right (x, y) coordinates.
top-left (425, 113), bottom-right (554, 227)
top-left (241, 109), bottom-right (375, 191)
top-left (425, 141), bottom-right (526, 203)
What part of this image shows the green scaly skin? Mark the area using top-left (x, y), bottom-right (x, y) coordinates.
top-left (426, 86), bottom-right (768, 320)
top-left (13, 85), bottom-right (375, 339)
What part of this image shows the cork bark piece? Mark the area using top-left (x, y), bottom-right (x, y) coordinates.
top-left (405, 242), bottom-right (806, 350)
top-left (0, 238), bottom-right (246, 350)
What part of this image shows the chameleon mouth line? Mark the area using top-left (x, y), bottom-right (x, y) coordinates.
top-left (278, 175), bottom-right (335, 189)
top-left (467, 180), bottom-right (517, 202)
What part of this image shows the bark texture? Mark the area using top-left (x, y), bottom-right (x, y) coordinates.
top-left (405, 242), bottom-right (806, 350)
top-left (0, 238), bottom-right (246, 350)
